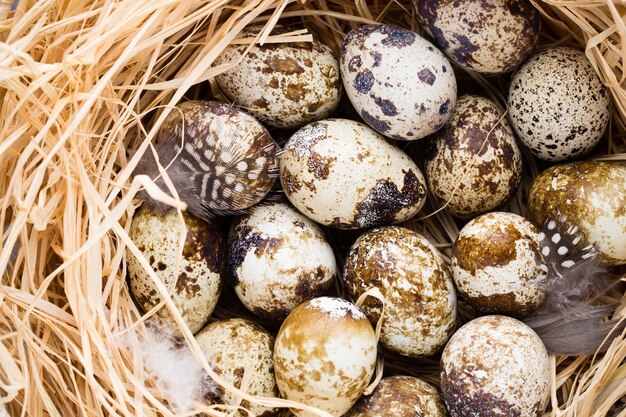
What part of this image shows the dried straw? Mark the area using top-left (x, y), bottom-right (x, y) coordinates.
top-left (0, 1), bottom-right (625, 417)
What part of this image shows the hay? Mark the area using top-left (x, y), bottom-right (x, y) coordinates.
top-left (0, 1), bottom-right (624, 417)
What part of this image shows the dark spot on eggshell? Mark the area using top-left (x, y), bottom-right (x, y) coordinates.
top-left (306, 152), bottom-right (336, 180)
top-left (453, 223), bottom-right (523, 275)
top-left (379, 25), bottom-right (417, 48)
top-left (181, 215), bottom-right (225, 275)
top-left (372, 52), bottom-right (382, 67)
top-left (262, 56), bottom-right (304, 75)
top-left (354, 170), bottom-right (426, 228)
top-left (441, 368), bottom-right (523, 417)
top-left (157, 262), bottom-right (167, 271)
top-left (348, 55), bottom-right (362, 72)
top-left (418, 68), bottom-right (436, 85)
top-left (175, 271), bottom-right (202, 298)
top-left (268, 78), bottom-right (279, 88)
top-left (371, 95), bottom-right (398, 116)
top-left (281, 168), bottom-right (302, 195)
top-left (466, 291), bottom-right (536, 317)
top-left (354, 69), bottom-right (374, 93)
top-left (228, 226), bottom-right (284, 286)
top-left (439, 99), bottom-right (450, 115)
top-left (252, 97), bottom-right (269, 109)
top-left (294, 267), bottom-right (334, 299)
top-left (361, 110), bottom-right (390, 133)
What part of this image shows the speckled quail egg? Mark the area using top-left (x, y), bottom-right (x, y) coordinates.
top-left (154, 100), bottom-right (278, 212)
top-left (343, 226), bottom-right (457, 357)
top-left (274, 297), bottom-right (377, 417)
top-left (214, 26), bottom-right (341, 129)
top-left (345, 376), bottom-right (447, 417)
top-left (415, 0), bottom-right (540, 74)
top-left (451, 212), bottom-right (545, 316)
top-left (196, 318), bottom-right (280, 416)
top-left (227, 201), bottom-right (337, 321)
top-left (508, 47), bottom-right (611, 161)
top-left (279, 119), bottom-right (427, 229)
top-left (425, 95), bottom-right (522, 218)
top-left (127, 206), bottom-right (224, 336)
top-left (340, 24), bottom-right (456, 140)
top-left (441, 315), bottom-right (550, 417)
top-left (529, 161), bottom-right (626, 265)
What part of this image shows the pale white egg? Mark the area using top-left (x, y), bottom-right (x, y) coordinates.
top-left (441, 315), bottom-right (550, 417)
top-left (340, 24), bottom-right (456, 140)
top-left (228, 201), bottom-right (337, 321)
top-left (279, 119), bottom-right (427, 229)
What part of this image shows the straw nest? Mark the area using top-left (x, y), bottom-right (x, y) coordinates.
top-left (0, 1), bottom-right (625, 416)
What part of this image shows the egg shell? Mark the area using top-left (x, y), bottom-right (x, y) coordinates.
top-left (340, 24), bottom-right (456, 140)
top-left (441, 315), bottom-right (550, 417)
top-left (157, 100), bottom-right (278, 211)
top-left (425, 95), bottom-right (522, 218)
top-left (274, 297), bottom-right (377, 417)
top-left (345, 376), bottom-right (447, 417)
top-left (227, 201), bottom-right (337, 321)
top-left (451, 212), bottom-right (545, 316)
top-left (196, 318), bottom-right (280, 416)
top-left (528, 161), bottom-right (626, 265)
top-left (508, 47), bottom-right (611, 161)
top-left (279, 119), bottom-right (427, 229)
top-left (416, 0), bottom-right (540, 74)
top-left (127, 206), bottom-right (224, 336)
top-left (343, 226), bottom-right (457, 357)
top-left (215, 26), bottom-right (341, 129)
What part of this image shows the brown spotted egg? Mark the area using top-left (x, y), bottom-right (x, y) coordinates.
top-left (127, 206), bottom-right (224, 336)
top-left (441, 315), bottom-right (550, 417)
top-left (508, 47), bottom-right (611, 161)
top-left (451, 212), bottom-right (545, 316)
top-left (340, 24), bottom-right (456, 140)
top-left (227, 201), bottom-right (336, 321)
top-left (196, 318), bottom-right (280, 416)
top-left (345, 376), bottom-right (447, 417)
top-left (279, 119), bottom-right (427, 229)
top-left (415, 0), bottom-right (540, 74)
top-left (274, 297), bottom-right (377, 417)
top-left (214, 26), bottom-right (341, 129)
top-left (425, 95), bottom-right (522, 218)
top-left (529, 161), bottom-right (626, 265)
top-left (343, 226), bottom-right (457, 357)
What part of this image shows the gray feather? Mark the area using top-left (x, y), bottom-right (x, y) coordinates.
top-left (524, 216), bottom-right (624, 356)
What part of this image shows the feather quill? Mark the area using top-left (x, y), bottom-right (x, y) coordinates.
top-left (523, 217), bottom-right (624, 356)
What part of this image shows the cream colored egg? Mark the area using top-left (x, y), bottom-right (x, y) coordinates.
top-left (345, 376), bottom-right (447, 417)
top-left (528, 161), bottom-right (626, 265)
top-left (215, 26), bottom-right (341, 129)
top-left (127, 206), bottom-right (224, 336)
top-left (279, 119), bottom-right (427, 229)
top-left (441, 315), bottom-right (550, 417)
top-left (340, 24), bottom-right (456, 140)
top-left (415, 0), bottom-right (540, 74)
top-left (425, 95), bottom-right (522, 218)
top-left (274, 297), bottom-right (377, 417)
top-left (343, 226), bottom-right (457, 357)
top-left (508, 47), bottom-right (611, 161)
top-left (196, 319), bottom-right (280, 416)
top-left (451, 212), bottom-right (545, 316)
top-left (228, 201), bottom-right (337, 321)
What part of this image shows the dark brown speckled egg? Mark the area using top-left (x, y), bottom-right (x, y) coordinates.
top-left (415, 0), bottom-right (540, 74)
top-left (425, 95), bottom-right (522, 218)
top-left (214, 26), bottom-right (341, 129)
top-left (345, 376), bottom-right (447, 417)
top-left (343, 226), bottom-right (457, 357)
top-left (508, 47), bottom-right (611, 161)
top-left (127, 205), bottom-right (224, 336)
top-left (451, 212), bottom-right (545, 317)
top-left (340, 24), bottom-right (456, 140)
